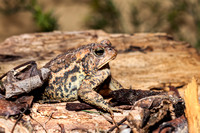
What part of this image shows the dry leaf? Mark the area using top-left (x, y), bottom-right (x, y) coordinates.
top-left (0, 61), bottom-right (50, 98)
top-left (0, 96), bottom-right (33, 117)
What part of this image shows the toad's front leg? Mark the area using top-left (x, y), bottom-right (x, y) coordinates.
top-left (78, 68), bottom-right (120, 115)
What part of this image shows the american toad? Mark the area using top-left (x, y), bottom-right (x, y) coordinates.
top-left (42, 40), bottom-right (123, 114)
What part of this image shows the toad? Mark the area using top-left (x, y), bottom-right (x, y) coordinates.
top-left (41, 40), bottom-right (123, 115)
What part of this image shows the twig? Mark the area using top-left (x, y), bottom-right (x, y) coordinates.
top-left (44, 112), bottom-right (54, 127)
top-left (29, 115), bottom-right (47, 133)
top-left (11, 106), bottom-right (28, 133)
top-left (58, 123), bottom-right (66, 133)
top-left (107, 117), bottom-right (127, 132)
top-left (99, 112), bottom-right (113, 124)
top-left (110, 113), bottom-right (119, 131)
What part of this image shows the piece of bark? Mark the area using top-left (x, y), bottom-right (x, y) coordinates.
top-left (0, 30), bottom-right (200, 93)
top-left (66, 102), bottom-right (93, 111)
top-left (110, 89), bottom-right (163, 105)
top-left (126, 93), bottom-right (183, 133)
top-left (184, 77), bottom-right (200, 133)
top-left (153, 115), bottom-right (188, 133)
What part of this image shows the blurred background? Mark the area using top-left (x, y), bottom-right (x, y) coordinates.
top-left (0, 0), bottom-right (200, 49)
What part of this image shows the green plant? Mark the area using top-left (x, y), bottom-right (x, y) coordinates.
top-left (130, 0), bottom-right (200, 49)
top-left (31, 4), bottom-right (58, 32)
top-left (85, 0), bottom-right (123, 33)
top-left (0, 0), bottom-right (58, 32)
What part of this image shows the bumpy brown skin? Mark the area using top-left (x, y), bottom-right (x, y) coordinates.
top-left (42, 40), bottom-right (123, 114)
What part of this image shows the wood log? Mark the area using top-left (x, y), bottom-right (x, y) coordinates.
top-left (0, 30), bottom-right (200, 132)
top-left (0, 30), bottom-right (200, 92)
top-left (184, 78), bottom-right (200, 133)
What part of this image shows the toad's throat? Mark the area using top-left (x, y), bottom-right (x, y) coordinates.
top-left (97, 54), bottom-right (117, 69)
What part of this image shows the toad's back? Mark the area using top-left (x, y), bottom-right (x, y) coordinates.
top-left (42, 45), bottom-right (92, 101)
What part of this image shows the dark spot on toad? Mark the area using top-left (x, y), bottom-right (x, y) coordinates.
top-left (65, 64), bottom-right (69, 69)
top-left (68, 82), bottom-right (71, 89)
top-left (57, 86), bottom-right (62, 92)
top-left (71, 76), bottom-right (77, 82)
top-left (90, 81), bottom-right (95, 86)
top-left (64, 85), bottom-right (69, 93)
top-left (53, 77), bottom-right (63, 85)
top-left (51, 67), bottom-right (62, 73)
top-left (71, 65), bottom-right (80, 73)
top-left (60, 92), bottom-right (64, 98)
top-left (80, 90), bottom-right (91, 95)
top-left (71, 86), bottom-right (77, 93)
top-left (64, 71), bottom-right (68, 79)
top-left (71, 56), bottom-right (77, 61)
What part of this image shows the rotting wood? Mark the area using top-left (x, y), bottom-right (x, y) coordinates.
top-left (0, 30), bottom-right (200, 93)
top-left (0, 30), bottom-right (200, 132)
top-left (0, 118), bottom-right (32, 133)
top-left (184, 77), bottom-right (200, 133)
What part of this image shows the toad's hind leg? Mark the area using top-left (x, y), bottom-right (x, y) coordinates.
top-left (78, 69), bottom-right (120, 114)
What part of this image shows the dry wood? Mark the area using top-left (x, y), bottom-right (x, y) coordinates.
top-left (0, 30), bottom-right (200, 132)
top-left (0, 118), bottom-right (31, 133)
top-left (0, 30), bottom-right (200, 93)
top-left (184, 77), bottom-right (200, 133)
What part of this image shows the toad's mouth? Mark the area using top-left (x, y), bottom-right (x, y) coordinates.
top-left (97, 53), bottom-right (117, 69)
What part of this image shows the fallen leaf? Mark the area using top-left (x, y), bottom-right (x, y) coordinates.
top-left (0, 96), bottom-right (33, 117)
top-left (0, 61), bottom-right (50, 98)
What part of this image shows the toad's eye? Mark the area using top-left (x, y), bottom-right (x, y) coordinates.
top-left (93, 47), bottom-right (104, 56)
